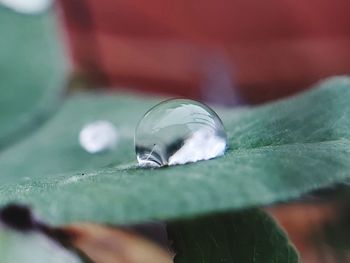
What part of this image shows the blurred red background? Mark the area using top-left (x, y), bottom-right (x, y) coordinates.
top-left (57, 0), bottom-right (350, 104)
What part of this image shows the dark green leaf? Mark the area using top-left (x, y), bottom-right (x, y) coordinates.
top-left (0, 77), bottom-right (350, 224)
top-left (168, 209), bottom-right (298, 263)
top-left (0, 7), bottom-right (67, 149)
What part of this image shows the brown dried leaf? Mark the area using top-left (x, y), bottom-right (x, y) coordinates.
top-left (268, 201), bottom-right (350, 263)
top-left (62, 223), bottom-right (173, 263)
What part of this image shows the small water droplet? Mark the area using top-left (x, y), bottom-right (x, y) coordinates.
top-left (0, 0), bottom-right (52, 14)
top-left (79, 120), bottom-right (118, 154)
top-left (135, 99), bottom-right (227, 167)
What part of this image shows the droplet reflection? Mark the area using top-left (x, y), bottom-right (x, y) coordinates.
top-left (135, 99), bottom-right (227, 167)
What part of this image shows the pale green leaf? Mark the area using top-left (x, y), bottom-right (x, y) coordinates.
top-left (0, 7), bottom-right (67, 149)
top-left (0, 227), bottom-right (82, 263)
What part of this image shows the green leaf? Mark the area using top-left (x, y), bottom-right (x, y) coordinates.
top-left (0, 7), bottom-right (67, 150)
top-left (0, 77), bottom-right (350, 224)
top-left (0, 227), bottom-right (82, 263)
top-left (168, 209), bottom-right (298, 263)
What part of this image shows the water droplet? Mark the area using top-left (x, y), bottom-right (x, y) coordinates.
top-left (79, 121), bottom-right (118, 154)
top-left (135, 99), bottom-right (227, 167)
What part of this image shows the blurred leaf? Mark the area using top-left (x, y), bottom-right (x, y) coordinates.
top-left (0, 7), bottom-right (67, 149)
top-left (0, 227), bottom-right (82, 263)
top-left (168, 209), bottom-right (298, 263)
top-left (62, 223), bottom-right (172, 263)
top-left (0, 77), bottom-right (350, 224)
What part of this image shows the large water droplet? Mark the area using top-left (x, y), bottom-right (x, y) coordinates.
top-left (79, 121), bottom-right (118, 154)
top-left (135, 99), bottom-right (227, 167)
